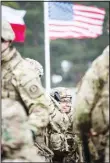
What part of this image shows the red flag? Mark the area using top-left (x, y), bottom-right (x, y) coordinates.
top-left (2, 5), bottom-right (26, 42)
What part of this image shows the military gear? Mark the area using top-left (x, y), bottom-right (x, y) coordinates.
top-left (25, 58), bottom-right (44, 77)
top-left (50, 87), bottom-right (72, 102)
top-left (50, 87), bottom-right (80, 163)
top-left (23, 61), bottom-right (69, 150)
top-left (2, 46), bottom-right (50, 135)
top-left (48, 96), bottom-right (69, 150)
top-left (2, 45), bottom-right (70, 162)
top-left (1, 46), bottom-right (51, 161)
top-left (35, 141), bottom-right (54, 162)
top-left (54, 91), bottom-right (61, 102)
top-left (73, 45), bottom-right (109, 163)
top-left (2, 20), bottom-right (15, 41)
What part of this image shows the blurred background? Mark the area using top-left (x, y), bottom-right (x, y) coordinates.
top-left (2, 1), bottom-right (109, 89)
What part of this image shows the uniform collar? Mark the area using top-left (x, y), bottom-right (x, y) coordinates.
top-left (2, 46), bottom-right (16, 62)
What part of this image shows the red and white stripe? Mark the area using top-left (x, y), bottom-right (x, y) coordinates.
top-left (2, 5), bottom-right (26, 42)
top-left (49, 4), bottom-right (106, 40)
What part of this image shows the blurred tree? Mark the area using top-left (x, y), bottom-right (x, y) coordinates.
top-left (2, 1), bottom-right (20, 9)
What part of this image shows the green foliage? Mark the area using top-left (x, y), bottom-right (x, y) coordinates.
top-left (2, 1), bottom-right (109, 88)
top-left (2, 1), bottom-right (20, 9)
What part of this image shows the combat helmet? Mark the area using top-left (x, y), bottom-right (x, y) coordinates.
top-left (50, 87), bottom-right (72, 102)
top-left (25, 58), bottom-right (44, 77)
top-left (2, 19), bottom-right (15, 41)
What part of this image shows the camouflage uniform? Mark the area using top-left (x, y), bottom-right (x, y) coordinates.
top-left (1, 20), bottom-right (51, 162)
top-left (73, 46), bottom-right (109, 163)
top-left (26, 58), bottom-right (71, 155)
top-left (2, 99), bottom-right (46, 162)
top-left (25, 58), bottom-right (44, 77)
top-left (25, 58), bottom-right (44, 84)
top-left (46, 95), bottom-right (69, 158)
top-left (24, 58), bottom-right (71, 160)
top-left (2, 20), bottom-right (70, 161)
top-left (50, 87), bottom-right (80, 163)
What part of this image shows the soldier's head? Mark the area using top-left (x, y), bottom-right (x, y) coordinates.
top-left (1, 19), bottom-right (15, 52)
top-left (50, 87), bottom-right (72, 113)
top-left (25, 58), bottom-right (44, 78)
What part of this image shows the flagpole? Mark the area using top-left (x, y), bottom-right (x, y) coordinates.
top-left (44, 1), bottom-right (51, 93)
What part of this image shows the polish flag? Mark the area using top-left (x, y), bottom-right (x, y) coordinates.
top-left (2, 5), bottom-right (26, 42)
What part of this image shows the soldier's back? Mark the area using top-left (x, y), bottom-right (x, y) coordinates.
top-left (90, 46), bottom-right (109, 162)
top-left (73, 45), bottom-right (109, 163)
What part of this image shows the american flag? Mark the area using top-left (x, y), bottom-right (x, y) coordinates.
top-left (48, 2), bottom-right (106, 40)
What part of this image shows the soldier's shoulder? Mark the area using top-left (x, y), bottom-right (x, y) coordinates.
top-left (99, 45), bottom-right (109, 61)
top-left (12, 58), bottom-right (40, 85)
top-left (103, 45), bottom-right (109, 54)
top-left (14, 58), bottom-right (38, 76)
top-left (92, 45), bottom-right (109, 68)
top-left (90, 46), bottom-right (109, 81)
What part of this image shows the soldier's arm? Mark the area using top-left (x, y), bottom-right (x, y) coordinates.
top-left (12, 62), bottom-right (69, 137)
top-left (73, 52), bottom-right (107, 132)
top-left (12, 65), bottom-right (51, 135)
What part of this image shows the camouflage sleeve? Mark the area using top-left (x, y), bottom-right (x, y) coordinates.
top-left (48, 97), bottom-right (69, 132)
top-left (12, 63), bottom-right (50, 135)
top-left (73, 47), bottom-right (109, 132)
top-left (48, 97), bottom-right (70, 151)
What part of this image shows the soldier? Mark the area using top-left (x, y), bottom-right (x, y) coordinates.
top-left (1, 19), bottom-right (52, 162)
top-left (73, 44), bottom-right (109, 163)
top-left (1, 19), bottom-right (69, 162)
top-left (50, 87), bottom-right (80, 163)
top-left (25, 58), bottom-right (70, 161)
